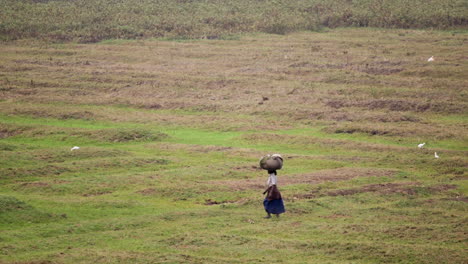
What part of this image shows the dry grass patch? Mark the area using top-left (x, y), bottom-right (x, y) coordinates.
top-left (1, 29), bottom-right (466, 125)
top-left (19, 182), bottom-right (51, 188)
top-left (136, 188), bottom-right (157, 196)
top-left (75, 128), bottom-right (168, 143)
top-left (325, 121), bottom-right (464, 140)
top-left (31, 148), bottom-right (129, 162)
top-left (10, 107), bottom-right (96, 121)
top-left (285, 167), bottom-right (396, 185)
top-left (304, 182), bottom-right (459, 198)
top-left (0, 123), bottom-right (32, 139)
top-left (0, 165), bottom-right (70, 181)
top-left (0, 102), bottom-right (292, 131)
top-left (241, 132), bottom-right (409, 155)
top-left (326, 182), bottom-right (422, 196)
top-left (210, 167), bottom-right (396, 191)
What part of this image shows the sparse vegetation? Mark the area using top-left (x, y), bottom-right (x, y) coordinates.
top-left (0, 1), bottom-right (467, 263)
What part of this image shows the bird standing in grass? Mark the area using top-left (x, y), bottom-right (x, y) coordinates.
top-left (428, 56), bottom-right (434, 62)
top-left (434, 152), bottom-right (440, 159)
top-left (71, 146), bottom-right (80, 151)
top-left (418, 143), bottom-right (425, 148)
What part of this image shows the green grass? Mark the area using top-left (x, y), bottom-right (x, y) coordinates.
top-left (1, 114), bottom-right (465, 262)
top-left (1, 0), bottom-right (467, 42)
top-left (0, 27), bottom-right (467, 263)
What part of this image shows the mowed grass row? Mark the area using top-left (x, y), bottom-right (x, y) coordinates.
top-left (0, 28), bottom-right (467, 263)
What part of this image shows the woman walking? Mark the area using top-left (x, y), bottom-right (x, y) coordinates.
top-left (263, 170), bottom-right (286, 218)
top-left (260, 154), bottom-right (286, 218)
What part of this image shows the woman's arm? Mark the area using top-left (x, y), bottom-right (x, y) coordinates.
top-left (263, 185), bottom-right (272, 195)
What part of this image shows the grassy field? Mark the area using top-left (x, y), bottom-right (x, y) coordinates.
top-left (0, 27), bottom-right (467, 263)
top-left (1, 0), bottom-right (467, 42)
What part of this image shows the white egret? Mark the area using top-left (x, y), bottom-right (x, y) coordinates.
top-left (427, 56), bottom-right (434, 62)
top-left (434, 152), bottom-right (439, 159)
top-left (71, 146), bottom-right (80, 151)
top-left (418, 143), bottom-right (425, 148)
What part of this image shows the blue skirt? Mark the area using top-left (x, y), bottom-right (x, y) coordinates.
top-left (263, 198), bottom-right (285, 214)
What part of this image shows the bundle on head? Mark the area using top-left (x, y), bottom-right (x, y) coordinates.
top-left (259, 154), bottom-right (283, 171)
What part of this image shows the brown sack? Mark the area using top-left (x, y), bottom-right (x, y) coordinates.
top-left (259, 154), bottom-right (283, 171)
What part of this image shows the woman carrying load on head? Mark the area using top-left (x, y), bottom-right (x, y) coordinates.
top-left (260, 154), bottom-right (286, 218)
